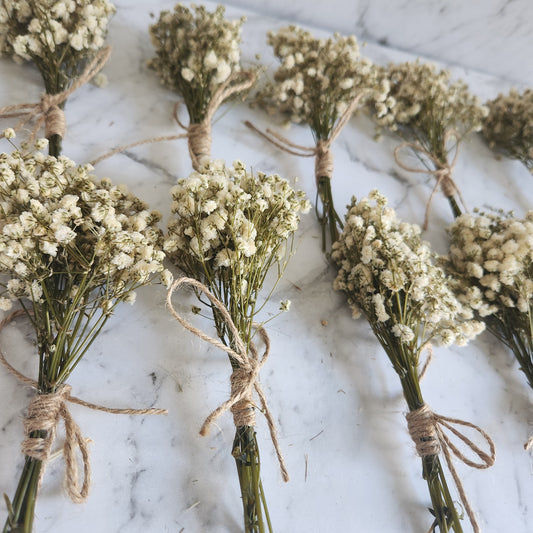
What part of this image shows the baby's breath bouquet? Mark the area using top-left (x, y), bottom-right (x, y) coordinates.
top-left (254, 26), bottom-right (377, 252)
top-left (0, 136), bottom-right (170, 533)
top-left (447, 211), bottom-right (533, 445)
top-left (0, 0), bottom-right (115, 156)
top-left (332, 191), bottom-right (492, 533)
top-left (370, 61), bottom-right (487, 228)
top-left (149, 3), bottom-right (254, 170)
top-left (482, 89), bottom-right (533, 173)
top-left (165, 159), bottom-right (309, 533)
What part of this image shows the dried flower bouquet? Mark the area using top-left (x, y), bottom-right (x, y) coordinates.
top-left (0, 136), bottom-right (170, 533)
top-left (332, 191), bottom-right (493, 533)
top-left (165, 159), bottom-right (309, 533)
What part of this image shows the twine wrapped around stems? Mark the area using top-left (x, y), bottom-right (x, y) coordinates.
top-left (393, 129), bottom-right (467, 230)
top-left (0, 309), bottom-right (167, 503)
top-left (406, 403), bottom-right (495, 533)
top-left (0, 47), bottom-right (112, 144)
top-left (166, 276), bottom-right (289, 482)
top-left (245, 92), bottom-right (364, 184)
top-left (90, 70), bottom-right (256, 169)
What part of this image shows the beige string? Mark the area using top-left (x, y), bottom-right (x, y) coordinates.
top-left (0, 309), bottom-right (167, 503)
top-left (166, 276), bottom-right (289, 482)
top-left (418, 342), bottom-right (434, 382)
top-left (0, 47), bottom-right (112, 144)
top-left (393, 129), bottom-right (467, 230)
top-left (524, 435), bottom-right (533, 451)
top-left (90, 70), bottom-right (256, 169)
top-left (406, 403), bottom-right (495, 533)
top-left (245, 91), bottom-right (365, 183)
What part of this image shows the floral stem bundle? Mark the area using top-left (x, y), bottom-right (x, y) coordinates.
top-left (148, 3), bottom-right (255, 170)
top-left (253, 26), bottom-right (377, 253)
top-left (332, 191), bottom-right (494, 533)
top-left (447, 210), bottom-right (533, 447)
top-left (482, 89), bottom-right (533, 173)
top-left (0, 0), bottom-right (115, 157)
top-left (0, 138), bottom-right (170, 533)
top-left (165, 159), bottom-right (309, 533)
top-left (369, 61), bottom-right (488, 229)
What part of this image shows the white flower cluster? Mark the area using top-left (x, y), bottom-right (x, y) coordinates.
top-left (483, 89), bottom-right (533, 172)
top-left (0, 140), bottom-right (170, 312)
top-left (370, 61), bottom-right (487, 144)
top-left (258, 25), bottom-right (377, 134)
top-left (448, 211), bottom-right (533, 318)
top-left (149, 4), bottom-right (245, 122)
top-left (0, 0), bottom-right (115, 63)
top-left (332, 191), bottom-right (484, 348)
top-left (165, 159), bottom-right (310, 279)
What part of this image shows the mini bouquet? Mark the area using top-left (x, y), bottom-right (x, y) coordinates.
top-left (447, 210), bottom-right (533, 447)
top-left (369, 61), bottom-right (487, 228)
top-left (0, 135), bottom-right (170, 533)
top-left (148, 3), bottom-right (255, 170)
top-left (253, 26), bottom-right (377, 252)
top-left (165, 159), bottom-right (309, 533)
top-left (482, 89), bottom-right (533, 173)
top-left (332, 191), bottom-right (493, 533)
top-left (0, 0), bottom-right (115, 156)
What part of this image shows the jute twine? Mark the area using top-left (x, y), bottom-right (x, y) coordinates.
top-left (166, 276), bottom-right (289, 482)
top-left (406, 403), bottom-right (495, 533)
top-left (393, 129), bottom-right (467, 230)
top-left (245, 92), bottom-right (365, 184)
top-left (90, 70), bottom-right (256, 170)
top-left (0, 309), bottom-right (167, 503)
top-left (0, 47), bottom-right (112, 145)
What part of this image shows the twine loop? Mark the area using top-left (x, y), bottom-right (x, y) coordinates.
top-left (0, 309), bottom-right (167, 503)
top-left (406, 403), bottom-right (495, 533)
top-left (166, 276), bottom-right (289, 482)
top-left (245, 91), bottom-right (365, 182)
top-left (0, 47), bottom-right (111, 145)
top-left (393, 129), bottom-right (466, 229)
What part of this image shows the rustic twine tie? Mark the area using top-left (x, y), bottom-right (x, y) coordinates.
top-left (406, 403), bottom-right (495, 533)
top-left (90, 70), bottom-right (256, 169)
top-left (245, 92), bottom-right (364, 184)
top-left (0, 309), bottom-right (167, 503)
top-left (0, 47), bottom-right (112, 145)
top-left (166, 276), bottom-right (289, 482)
top-left (393, 129), bottom-right (467, 230)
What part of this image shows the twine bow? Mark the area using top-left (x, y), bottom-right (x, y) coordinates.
top-left (245, 92), bottom-right (365, 183)
top-left (0, 309), bottom-right (167, 503)
top-left (166, 276), bottom-right (289, 482)
top-left (393, 130), bottom-right (467, 230)
top-left (90, 70), bottom-right (256, 168)
top-left (0, 47), bottom-right (112, 145)
top-left (406, 403), bottom-right (496, 533)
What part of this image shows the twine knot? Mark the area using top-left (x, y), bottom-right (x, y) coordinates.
top-left (315, 140), bottom-right (334, 183)
top-left (167, 276), bottom-right (290, 482)
top-left (187, 121), bottom-right (213, 170)
top-left (393, 129), bottom-right (466, 230)
top-left (406, 403), bottom-right (495, 533)
top-left (0, 309), bottom-right (167, 504)
top-left (0, 47), bottom-right (111, 145)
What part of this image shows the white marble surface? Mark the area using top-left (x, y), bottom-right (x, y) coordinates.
top-left (1, 2), bottom-right (533, 532)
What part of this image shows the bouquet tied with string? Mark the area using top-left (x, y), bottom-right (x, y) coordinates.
top-left (148, 3), bottom-right (255, 169)
top-left (0, 136), bottom-right (171, 533)
top-left (369, 61), bottom-right (488, 228)
top-left (254, 25), bottom-right (378, 251)
top-left (165, 159), bottom-right (309, 533)
top-left (332, 190), bottom-right (493, 533)
top-left (447, 209), bottom-right (533, 447)
top-left (482, 88), bottom-right (533, 173)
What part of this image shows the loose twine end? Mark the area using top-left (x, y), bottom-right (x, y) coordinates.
top-left (393, 129), bottom-right (467, 230)
top-left (0, 309), bottom-right (167, 503)
top-left (406, 403), bottom-right (495, 533)
top-left (166, 276), bottom-right (289, 482)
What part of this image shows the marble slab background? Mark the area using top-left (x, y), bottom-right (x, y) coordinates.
top-left (0, 1), bottom-right (533, 532)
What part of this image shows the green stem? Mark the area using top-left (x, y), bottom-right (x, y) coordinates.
top-left (447, 195), bottom-right (462, 220)
top-left (48, 135), bottom-right (62, 158)
top-left (232, 425), bottom-right (271, 533)
top-left (316, 176), bottom-right (343, 254)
